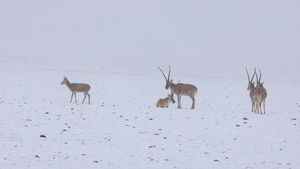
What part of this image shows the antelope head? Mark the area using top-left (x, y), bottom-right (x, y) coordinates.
top-left (245, 68), bottom-right (256, 90)
top-left (256, 69), bottom-right (264, 88)
top-left (158, 66), bottom-right (172, 90)
top-left (61, 76), bottom-right (68, 85)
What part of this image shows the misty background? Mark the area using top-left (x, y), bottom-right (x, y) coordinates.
top-left (1, 1), bottom-right (299, 71)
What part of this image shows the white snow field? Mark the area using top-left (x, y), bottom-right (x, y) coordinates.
top-left (0, 59), bottom-right (299, 169)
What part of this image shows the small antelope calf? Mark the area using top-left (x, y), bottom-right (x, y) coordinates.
top-left (156, 92), bottom-right (175, 108)
top-left (61, 76), bottom-right (91, 104)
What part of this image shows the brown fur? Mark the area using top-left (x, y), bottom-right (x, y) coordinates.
top-left (254, 69), bottom-right (267, 114)
top-left (61, 77), bottom-right (91, 104)
top-left (248, 83), bottom-right (256, 112)
top-left (246, 68), bottom-right (256, 112)
top-left (156, 93), bottom-right (175, 108)
top-left (168, 81), bottom-right (197, 109)
top-left (254, 84), bottom-right (267, 114)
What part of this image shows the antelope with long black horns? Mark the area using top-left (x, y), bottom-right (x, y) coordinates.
top-left (254, 69), bottom-right (267, 114)
top-left (158, 66), bottom-right (197, 109)
top-left (245, 67), bottom-right (256, 112)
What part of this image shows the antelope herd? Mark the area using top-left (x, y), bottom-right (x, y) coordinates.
top-left (245, 68), bottom-right (267, 114)
top-left (60, 66), bottom-right (267, 114)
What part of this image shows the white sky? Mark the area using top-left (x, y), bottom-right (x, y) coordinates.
top-left (1, 1), bottom-right (299, 69)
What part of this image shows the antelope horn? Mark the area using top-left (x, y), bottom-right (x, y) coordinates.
top-left (245, 67), bottom-right (250, 82)
top-left (255, 70), bottom-right (259, 85)
top-left (158, 66), bottom-right (168, 82)
top-left (250, 68), bottom-right (256, 82)
top-left (259, 69), bottom-right (262, 83)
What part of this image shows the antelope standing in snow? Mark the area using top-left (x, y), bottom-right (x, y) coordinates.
top-left (254, 69), bottom-right (267, 114)
top-left (245, 68), bottom-right (256, 112)
top-left (158, 66), bottom-right (197, 109)
top-left (61, 76), bottom-right (91, 104)
top-left (156, 92), bottom-right (176, 108)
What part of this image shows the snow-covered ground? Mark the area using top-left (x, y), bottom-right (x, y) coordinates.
top-left (0, 59), bottom-right (299, 169)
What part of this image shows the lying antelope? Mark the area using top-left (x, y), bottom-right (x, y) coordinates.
top-left (158, 66), bottom-right (197, 109)
top-left (245, 68), bottom-right (256, 112)
top-left (254, 69), bottom-right (267, 114)
top-left (61, 76), bottom-right (91, 104)
top-left (156, 92), bottom-right (175, 108)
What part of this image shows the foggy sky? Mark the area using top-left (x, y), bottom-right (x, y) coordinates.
top-left (1, 1), bottom-right (299, 69)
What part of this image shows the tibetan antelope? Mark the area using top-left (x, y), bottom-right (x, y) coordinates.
top-left (158, 66), bottom-right (197, 109)
top-left (254, 69), bottom-right (267, 114)
top-left (61, 76), bottom-right (91, 104)
top-left (156, 92), bottom-right (176, 108)
top-left (245, 68), bottom-right (256, 112)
